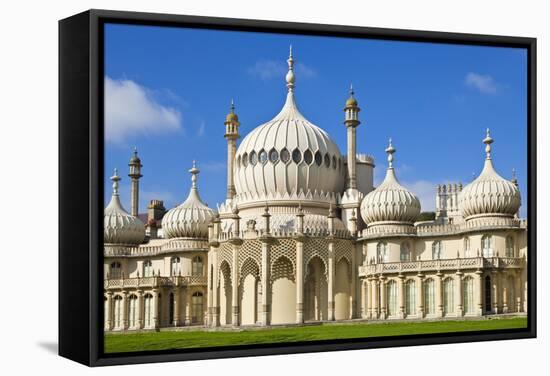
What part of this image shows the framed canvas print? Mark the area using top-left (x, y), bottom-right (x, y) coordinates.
top-left (59, 9), bottom-right (536, 366)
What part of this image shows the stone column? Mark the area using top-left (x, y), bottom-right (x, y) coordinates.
top-left (398, 274), bottom-right (405, 319)
top-left (491, 271), bottom-right (500, 314)
top-left (152, 289), bottom-right (159, 328)
top-left (502, 271), bottom-right (509, 313)
top-left (173, 287), bottom-right (180, 326)
top-left (185, 288), bottom-right (191, 325)
top-left (137, 290), bottom-right (144, 329)
top-left (105, 292), bottom-right (113, 330)
top-left (378, 276), bottom-right (385, 319)
top-left (416, 274), bottom-right (424, 318)
top-left (436, 272), bottom-right (444, 318)
top-left (361, 279), bottom-right (368, 319)
top-left (260, 238), bottom-right (272, 326)
top-left (231, 243), bottom-right (240, 326)
top-left (350, 243), bottom-right (357, 319)
top-left (456, 271), bottom-right (464, 317)
top-left (295, 239), bottom-right (304, 324)
top-left (475, 271), bottom-right (484, 316)
top-left (122, 291), bottom-right (129, 330)
top-left (327, 240), bottom-right (336, 321)
top-left (211, 251), bottom-right (220, 327)
top-left (347, 127), bottom-right (357, 190)
top-left (516, 273), bottom-right (523, 313)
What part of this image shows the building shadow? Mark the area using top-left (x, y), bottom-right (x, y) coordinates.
top-left (37, 341), bottom-right (58, 354)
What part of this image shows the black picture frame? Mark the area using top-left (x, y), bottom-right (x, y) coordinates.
top-left (59, 8), bottom-right (537, 367)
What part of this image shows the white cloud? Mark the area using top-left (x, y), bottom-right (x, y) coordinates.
top-left (197, 121), bottom-right (206, 137)
top-left (248, 60), bottom-right (316, 80)
top-left (105, 76), bottom-right (183, 144)
top-left (199, 161), bottom-right (226, 172)
top-left (402, 179), bottom-right (439, 212)
top-left (465, 72), bottom-right (498, 94)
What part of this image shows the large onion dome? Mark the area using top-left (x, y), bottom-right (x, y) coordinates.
top-left (360, 140), bottom-right (421, 225)
top-left (104, 169), bottom-right (146, 244)
top-left (458, 129), bottom-right (521, 219)
top-left (234, 47), bottom-right (345, 206)
top-left (162, 161), bottom-right (215, 239)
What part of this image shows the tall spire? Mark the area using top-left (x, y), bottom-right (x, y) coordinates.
top-left (111, 168), bottom-right (120, 196)
top-left (189, 160), bottom-right (199, 189)
top-left (483, 128), bottom-right (493, 159)
top-left (286, 45), bottom-right (295, 92)
top-left (386, 138), bottom-right (396, 169)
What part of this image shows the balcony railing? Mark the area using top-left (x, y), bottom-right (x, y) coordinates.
top-left (104, 275), bottom-right (207, 289)
top-left (358, 256), bottom-right (524, 277)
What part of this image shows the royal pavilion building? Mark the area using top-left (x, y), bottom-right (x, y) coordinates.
top-left (103, 49), bottom-right (528, 331)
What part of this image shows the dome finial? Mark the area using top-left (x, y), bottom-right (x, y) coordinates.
top-left (511, 168), bottom-right (518, 185)
top-left (189, 160), bottom-right (200, 189)
top-left (350, 83), bottom-right (354, 96)
top-left (483, 128), bottom-right (494, 159)
top-left (385, 138), bottom-right (396, 168)
top-left (230, 98), bottom-right (235, 113)
top-left (111, 168), bottom-right (121, 196)
top-left (286, 45), bottom-right (295, 92)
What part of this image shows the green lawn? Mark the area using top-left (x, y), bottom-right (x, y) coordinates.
top-left (104, 316), bottom-right (527, 353)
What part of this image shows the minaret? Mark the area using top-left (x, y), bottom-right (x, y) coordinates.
top-left (224, 99), bottom-right (240, 200)
top-left (128, 147), bottom-right (142, 217)
top-left (344, 84), bottom-right (361, 190)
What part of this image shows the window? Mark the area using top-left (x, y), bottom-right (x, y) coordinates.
top-left (242, 152), bottom-right (248, 167)
top-left (143, 260), bottom-right (153, 277)
top-left (332, 155), bottom-right (337, 169)
top-left (192, 292), bottom-right (204, 324)
top-left (192, 256), bottom-right (203, 276)
top-left (269, 148), bottom-right (279, 163)
top-left (292, 149), bottom-right (302, 163)
top-left (444, 277), bottom-right (455, 315)
top-left (424, 278), bottom-right (436, 315)
top-left (113, 295), bottom-right (123, 328)
top-left (259, 149), bottom-right (268, 164)
top-left (110, 262), bottom-right (122, 279)
top-left (485, 276), bottom-right (492, 312)
top-left (464, 237), bottom-right (471, 257)
top-left (505, 236), bottom-right (515, 257)
top-left (432, 241), bottom-right (442, 259)
top-left (128, 295), bottom-right (138, 328)
top-left (314, 151), bottom-right (322, 166)
top-left (280, 148), bottom-right (290, 163)
top-left (304, 149), bottom-right (313, 164)
top-left (481, 235), bottom-right (493, 257)
top-left (400, 242), bottom-right (411, 262)
top-left (463, 276), bottom-right (474, 314)
top-left (171, 256), bottom-right (181, 276)
top-left (169, 292), bottom-right (175, 325)
top-left (376, 242), bottom-right (388, 263)
top-left (249, 150), bottom-right (258, 166)
top-left (405, 280), bottom-right (416, 316)
top-left (144, 294), bottom-right (153, 327)
top-left (386, 281), bottom-right (398, 316)
top-left (324, 153), bottom-right (331, 168)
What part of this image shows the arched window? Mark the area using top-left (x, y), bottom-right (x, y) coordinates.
top-left (144, 293), bottom-right (153, 327)
top-left (280, 148), bottom-right (290, 164)
top-left (269, 148), bottom-right (279, 163)
top-left (432, 241), bottom-right (442, 259)
top-left (242, 152), bottom-right (248, 167)
top-left (424, 278), bottom-right (436, 315)
top-left (143, 260), bottom-right (153, 277)
top-left (481, 235), bottom-right (493, 257)
top-left (192, 256), bottom-right (204, 276)
top-left (324, 153), bottom-right (331, 168)
top-left (444, 277), bottom-right (455, 315)
top-left (464, 237), bottom-right (471, 258)
top-left (192, 292), bottom-right (204, 324)
top-left (314, 151), bottom-right (322, 166)
top-left (505, 236), bottom-right (515, 257)
top-left (377, 242), bottom-right (388, 263)
top-left (292, 149), bottom-right (302, 164)
top-left (113, 295), bottom-right (123, 328)
top-left (400, 242), bottom-right (411, 262)
top-left (110, 262), bottom-right (122, 279)
top-left (386, 280), bottom-right (398, 316)
top-left (332, 155), bottom-right (337, 169)
top-left (249, 150), bottom-right (258, 165)
top-left (128, 295), bottom-right (138, 328)
top-left (259, 149), bottom-right (268, 164)
top-left (405, 280), bottom-right (416, 316)
top-left (171, 256), bottom-right (181, 276)
top-left (304, 149), bottom-right (313, 164)
top-left (463, 276), bottom-right (474, 314)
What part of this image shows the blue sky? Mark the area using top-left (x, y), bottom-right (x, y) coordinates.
top-left (104, 23), bottom-right (527, 217)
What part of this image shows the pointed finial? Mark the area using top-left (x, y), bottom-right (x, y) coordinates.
top-left (385, 138), bottom-right (396, 168)
top-left (133, 146), bottom-right (138, 155)
top-left (286, 45), bottom-right (295, 92)
top-left (483, 128), bottom-right (494, 159)
top-left (230, 98), bottom-right (235, 113)
top-left (111, 168), bottom-right (121, 195)
top-left (511, 168), bottom-right (518, 185)
top-left (350, 83), bottom-right (354, 96)
top-left (189, 160), bottom-right (200, 189)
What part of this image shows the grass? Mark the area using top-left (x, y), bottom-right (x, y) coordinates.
top-left (104, 316), bottom-right (527, 353)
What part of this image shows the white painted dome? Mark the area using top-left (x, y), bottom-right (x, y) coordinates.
top-left (360, 140), bottom-right (421, 225)
top-left (458, 130), bottom-right (520, 219)
top-left (234, 49), bottom-right (345, 206)
top-left (104, 170), bottom-right (145, 245)
top-left (162, 162), bottom-right (215, 239)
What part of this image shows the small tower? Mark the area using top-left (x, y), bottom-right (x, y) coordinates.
top-left (128, 147), bottom-right (143, 217)
top-left (344, 84), bottom-right (361, 190)
top-left (224, 100), bottom-right (240, 200)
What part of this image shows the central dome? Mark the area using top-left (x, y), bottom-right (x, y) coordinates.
top-left (234, 49), bottom-right (345, 206)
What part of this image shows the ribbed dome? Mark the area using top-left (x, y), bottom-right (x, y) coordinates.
top-left (458, 130), bottom-right (520, 219)
top-left (162, 162), bottom-right (215, 239)
top-left (234, 50), bottom-right (345, 205)
top-left (360, 140), bottom-right (421, 225)
top-left (104, 170), bottom-right (145, 245)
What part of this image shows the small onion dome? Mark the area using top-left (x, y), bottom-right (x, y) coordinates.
top-left (225, 99), bottom-right (239, 123)
top-left (360, 139), bottom-right (421, 225)
top-left (345, 84), bottom-right (358, 107)
top-left (458, 129), bottom-right (521, 219)
top-left (162, 161), bottom-right (215, 239)
top-left (129, 147), bottom-right (141, 164)
top-left (104, 169), bottom-right (146, 244)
